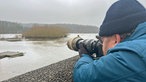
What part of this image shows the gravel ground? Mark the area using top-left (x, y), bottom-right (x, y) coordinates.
top-left (2, 56), bottom-right (79, 82)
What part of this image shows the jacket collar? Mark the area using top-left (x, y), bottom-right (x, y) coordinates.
top-left (124, 22), bottom-right (146, 41)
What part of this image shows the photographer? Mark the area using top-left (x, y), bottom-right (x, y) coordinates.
top-left (73, 0), bottom-right (146, 82)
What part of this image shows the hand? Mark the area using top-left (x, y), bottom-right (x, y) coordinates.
top-left (78, 42), bottom-right (88, 57)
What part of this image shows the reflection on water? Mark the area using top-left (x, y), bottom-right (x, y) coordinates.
top-left (0, 33), bottom-right (97, 81)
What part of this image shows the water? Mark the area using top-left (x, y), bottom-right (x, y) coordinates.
top-left (0, 33), bottom-right (97, 81)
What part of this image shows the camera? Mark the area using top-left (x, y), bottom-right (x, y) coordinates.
top-left (67, 35), bottom-right (103, 57)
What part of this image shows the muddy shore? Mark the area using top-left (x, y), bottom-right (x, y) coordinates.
top-left (2, 56), bottom-right (79, 82)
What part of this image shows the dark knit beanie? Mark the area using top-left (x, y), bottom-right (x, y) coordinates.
top-left (99, 0), bottom-right (146, 36)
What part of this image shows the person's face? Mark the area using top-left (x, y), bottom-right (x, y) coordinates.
top-left (101, 34), bottom-right (121, 55)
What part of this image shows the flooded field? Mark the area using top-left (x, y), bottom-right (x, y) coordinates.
top-left (0, 33), bottom-right (97, 81)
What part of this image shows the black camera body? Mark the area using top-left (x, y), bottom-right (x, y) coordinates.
top-left (67, 35), bottom-right (103, 57)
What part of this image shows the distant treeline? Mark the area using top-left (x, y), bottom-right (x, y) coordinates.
top-left (0, 21), bottom-right (24, 34)
top-left (0, 20), bottom-right (98, 34)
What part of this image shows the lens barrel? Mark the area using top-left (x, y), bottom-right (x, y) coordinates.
top-left (67, 35), bottom-right (83, 51)
top-left (67, 35), bottom-right (103, 57)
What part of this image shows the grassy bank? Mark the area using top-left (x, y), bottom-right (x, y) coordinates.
top-left (22, 25), bottom-right (68, 40)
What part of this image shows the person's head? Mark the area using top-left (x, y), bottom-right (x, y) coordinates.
top-left (99, 0), bottom-right (146, 55)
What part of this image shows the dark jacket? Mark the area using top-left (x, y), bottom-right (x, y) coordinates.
top-left (73, 22), bottom-right (146, 82)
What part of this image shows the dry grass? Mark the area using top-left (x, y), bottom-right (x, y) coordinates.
top-left (23, 25), bottom-right (68, 39)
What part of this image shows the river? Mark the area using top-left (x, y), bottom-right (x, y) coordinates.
top-left (0, 33), bottom-right (97, 81)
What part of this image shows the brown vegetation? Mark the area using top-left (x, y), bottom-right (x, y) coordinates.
top-left (22, 25), bottom-right (68, 39)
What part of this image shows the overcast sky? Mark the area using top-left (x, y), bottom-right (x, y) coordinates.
top-left (0, 0), bottom-right (146, 26)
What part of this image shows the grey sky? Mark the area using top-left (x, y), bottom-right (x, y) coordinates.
top-left (0, 0), bottom-right (146, 26)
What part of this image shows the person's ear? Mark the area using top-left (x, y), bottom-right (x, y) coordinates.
top-left (114, 34), bottom-right (121, 44)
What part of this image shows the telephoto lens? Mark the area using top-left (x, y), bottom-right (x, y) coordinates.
top-left (67, 35), bottom-right (83, 51)
top-left (67, 35), bottom-right (103, 57)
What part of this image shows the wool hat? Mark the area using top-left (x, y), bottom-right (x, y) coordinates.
top-left (99, 0), bottom-right (146, 36)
